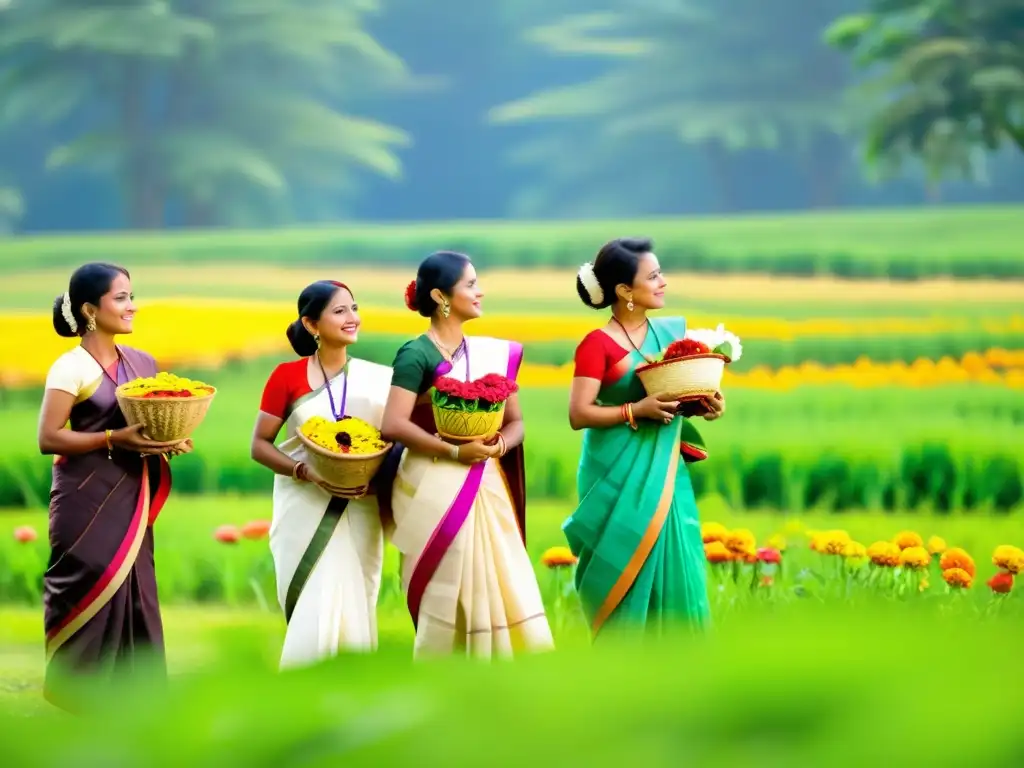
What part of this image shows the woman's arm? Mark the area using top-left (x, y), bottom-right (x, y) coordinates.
top-left (250, 412), bottom-right (300, 476)
top-left (380, 387), bottom-right (459, 460)
top-left (38, 389), bottom-right (108, 456)
top-left (495, 392), bottom-right (524, 449)
top-left (568, 377), bottom-right (680, 431)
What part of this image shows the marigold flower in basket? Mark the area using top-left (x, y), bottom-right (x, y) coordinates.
top-left (942, 567), bottom-right (972, 589)
top-left (992, 544), bottom-right (1024, 575)
top-left (540, 546), bottom-right (578, 568)
top-left (116, 372), bottom-right (217, 442)
top-left (939, 547), bottom-right (975, 578)
top-left (987, 570), bottom-right (1014, 594)
top-left (299, 416), bottom-right (386, 456)
top-left (431, 373), bottom-right (518, 440)
top-left (636, 323), bottom-right (743, 403)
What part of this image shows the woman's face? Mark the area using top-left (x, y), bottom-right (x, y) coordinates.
top-left (447, 262), bottom-right (484, 320)
top-left (86, 272), bottom-right (135, 335)
top-left (627, 252), bottom-right (667, 310)
top-left (311, 287), bottom-right (360, 347)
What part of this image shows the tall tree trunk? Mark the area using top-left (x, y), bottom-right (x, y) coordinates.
top-left (703, 141), bottom-right (737, 213)
top-left (121, 66), bottom-right (163, 229)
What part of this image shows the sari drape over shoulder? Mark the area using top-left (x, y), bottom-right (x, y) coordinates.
top-left (43, 345), bottom-right (172, 711)
top-left (564, 317), bottom-right (710, 638)
top-left (263, 357), bottom-right (393, 669)
top-left (388, 335), bottom-right (553, 658)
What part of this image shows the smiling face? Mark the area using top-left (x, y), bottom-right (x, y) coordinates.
top-left (83, 272), bottom-right (135, 335)
top-left (624, 252), bottom-right (667, 310)
top-left (442, 262), bottom-right (485, 320)
top-left (305, 286), bottom-right (360, 347)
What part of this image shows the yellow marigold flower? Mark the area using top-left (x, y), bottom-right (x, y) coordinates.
top-left (119, 371), bottom-right (214, 397)
top-left (766, 533), bottom-right (787, 551)
top-left (819, 530), bottom-right (852, 556)
top-left (844, 541), bottom-right (867, 561)
top-left (939, 547), bottom-right (976, 578)
top-left (725, 528), bottom-right (756, 555)
top-left (704, 541), bottom-right (733, 564)
top-left (992, 545), bottom-right (1024, 576)
top-left (540, 546), bottom-right (578, 568)
top-left (927, 536), bottom-right (947, 555)
top-left (899, 546), bottom-right (930, 569)
top-left (867, 541), bottom-right (901, 567)
top-left (942, 567), bottom-right (973, 589)
top-left (299, 415), bottom-right (386, 455)
top-left (701, 522), bottom-right (728, 544)
top-left (893, 531), bottom-right (924, 550)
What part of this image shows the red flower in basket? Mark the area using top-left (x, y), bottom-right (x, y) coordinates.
top-left (663, 339), bottom-right (711, 360)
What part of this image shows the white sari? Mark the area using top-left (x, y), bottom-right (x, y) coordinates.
top-left (390, 336), bottom-right (554, 658)
top-left (269, 357), bottom-right (393, 669)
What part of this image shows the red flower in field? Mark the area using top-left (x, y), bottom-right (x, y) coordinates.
top-left (987, 571), bottom-right (1014, 594)
top-left (757, 547), bottom-right (782, 565)
top-left (214, 525), bottom-right (241, 544)
top-left (13, 526), bottom-right (37, 543)
top-left (241, 520), bottom-right (271, 540)
top-left (663, 339), bottom-right (711, 361)
top-left (404, 280), bottom-right (418, 311)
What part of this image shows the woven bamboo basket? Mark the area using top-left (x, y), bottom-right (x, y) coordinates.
top-left (115, 386), bottom-right (216, 442)
top-left (433, 404), bottom-right (504, 441)
top-left (635, 353), bottom-right (728, 401)
top-left (296, 431), bottom-right (392, 498)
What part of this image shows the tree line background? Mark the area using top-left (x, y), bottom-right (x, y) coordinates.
top-left (0, 0), bottom-right (1021, 233)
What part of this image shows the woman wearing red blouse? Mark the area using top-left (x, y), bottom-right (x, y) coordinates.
top-left (564, 237), bottom-right (726, 639)
top-left (251, 280), bottom-right (393, 669)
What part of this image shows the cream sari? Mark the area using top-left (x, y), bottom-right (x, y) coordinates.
top-left (269, 357), bottom-right (393, 669)
top-left (390, 336), bottom-right (554, 658)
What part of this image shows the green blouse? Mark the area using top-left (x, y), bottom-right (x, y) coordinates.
top-left (391, 335), bottom-right (449, 395)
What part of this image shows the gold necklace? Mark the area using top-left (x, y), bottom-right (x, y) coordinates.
top-left (428, 329), bottom-right (461, 361)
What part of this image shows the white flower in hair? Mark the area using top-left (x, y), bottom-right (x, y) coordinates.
top-left (578, 262), bottom-right (603, 305)
top-left (61, 291), bottom-right (77, 333)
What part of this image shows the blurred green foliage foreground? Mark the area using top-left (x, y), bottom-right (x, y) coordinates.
top-left (3, 603), bottom-right (1023, 766)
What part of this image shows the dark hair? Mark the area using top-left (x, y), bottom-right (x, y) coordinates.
top-left (286, 280), bottom-right (352, 356)
top-left (577, 237), bottom-right (653, 310)
top-left (408, 251), bottom-right (471, 318)
top-left (52, 262), bottom-right (131, 337)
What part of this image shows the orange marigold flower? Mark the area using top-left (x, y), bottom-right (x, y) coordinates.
top-left (819, 530), bottom-right (852, 556)
top-left (939, 547), bottom-right (976, 577)
top-left (725, 528), bottom-right (756, 553)
top-left (844, 541), bottom-right (867, 562)
top-left (704, 541), bottom-right (733, 564)
top-left (241, 519), bottom-right (271, 540)
top-left (867, 541), bottom-right (901, 567)
top-left (540, 546), bottom-right (578, 568)
top-left (893, 530), bottom-right (923, 550)
top-left (213, 525), bottom-right (241, 544)
top-left (927, 535), bottom-right (947, 555)
top-left (992, 545), bottom-right (1024, 576)
top-left (13, 525), bottom-right (37, 543)
top-left (701, 522), bottom-right (728, 544)
top-left (899, 546), bottom-right (931, 570)
top-left (942, 567), bottom-right (972, 589)
top-left (987, 571), bottom-right (1014, 594)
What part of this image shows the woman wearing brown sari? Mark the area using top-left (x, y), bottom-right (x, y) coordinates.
top-left (37, 263), bottom-right (190, 711)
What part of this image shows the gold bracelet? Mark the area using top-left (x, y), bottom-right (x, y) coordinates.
top-left (496, 433), bottom-right (507, 457)
top-left (292, 461), bottom-right (305, 481)
top-left (105, 429), bottom-right (113, 460)
top-left (626, 403), bottom-right (637, 430)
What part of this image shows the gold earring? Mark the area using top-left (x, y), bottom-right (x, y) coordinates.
top-left (441, 299), bottom-right (451, 319)
top-left (314, 334), bottom-right (320, 348)
top-left (86, 317), bottom-right (97, 333)
top-left (627, 299), bottom-right (634, 312)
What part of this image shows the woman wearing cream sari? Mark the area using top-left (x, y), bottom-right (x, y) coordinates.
top-left (381, 251), bottom-right (553, 658)
top-left (251, 280), bottom-right (393, 668)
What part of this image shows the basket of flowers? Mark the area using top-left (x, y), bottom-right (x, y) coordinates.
top-left (297, 415), bottom-right (392, 497)
top-left (431, 373), bottom-right (518, 440)
top-left (115, 372), bottom-right (217, 442)
top-left (636, 324), bottom-right (743, 401)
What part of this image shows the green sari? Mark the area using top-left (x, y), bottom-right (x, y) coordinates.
top-left (563, 316), bottom-right (710, 637)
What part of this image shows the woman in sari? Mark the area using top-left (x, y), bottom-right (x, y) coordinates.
top-left (565, 237), bottom-right (726, 639)
top-left (381, 251), bottom-right (553, 658)
top-left (38, 262), bottom-right (191, 711)
top-left (251, 280), bottom-right (393, 669)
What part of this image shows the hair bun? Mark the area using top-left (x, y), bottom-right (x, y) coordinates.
top-left (404, 279), bottom-right (418, 312)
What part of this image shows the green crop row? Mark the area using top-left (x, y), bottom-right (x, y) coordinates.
top-left (2, 381), bottom-right (1021, 512)
top-left (2, 205), bottom-right (1022, 278)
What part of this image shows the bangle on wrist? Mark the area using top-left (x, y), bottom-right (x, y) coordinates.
top-left (496, 433), bottom-right (507, 457)
top-left (626, 402), bottom-right (637, 430)
top-left (105, 429), bottom-right (114, 460)
top-left (448, 443), bottom-right (459, 461)
top-left (292, 461), bottom-right (306, 481)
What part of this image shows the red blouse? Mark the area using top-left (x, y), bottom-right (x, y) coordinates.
top-left (259, 358), bottom-right (313, 419)
top-left (573, 330), bottom-right (632, 384)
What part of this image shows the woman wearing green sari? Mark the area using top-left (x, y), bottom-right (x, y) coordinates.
top-left (565, 237), bottom-right (726, 638)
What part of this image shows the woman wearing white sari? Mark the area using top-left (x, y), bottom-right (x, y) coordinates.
top-left (251, 280), bottom-right (393, 669)
top-left (381, 251), bottom-right (554, 658)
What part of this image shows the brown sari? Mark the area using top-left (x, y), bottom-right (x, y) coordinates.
top-left (43, 345), bottom-right (172, 711)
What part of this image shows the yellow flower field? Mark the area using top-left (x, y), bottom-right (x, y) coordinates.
top-left (0, 299), bottom-right (1022, 388)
